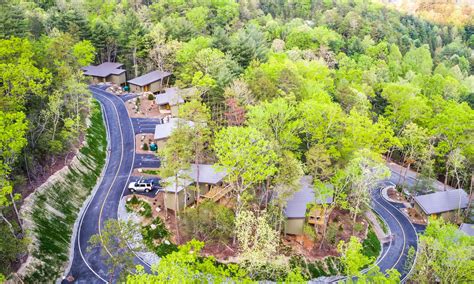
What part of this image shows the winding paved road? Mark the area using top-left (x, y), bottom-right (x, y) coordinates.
top-left (369, 184), bottom-right (420, 281)
top-left (65, 87), bottom-right (156, 283)
top-left (65, 87), bottom-right (422, 283)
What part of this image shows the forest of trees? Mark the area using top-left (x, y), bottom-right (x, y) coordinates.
top-left (1, 0), bottom-right (473, 282)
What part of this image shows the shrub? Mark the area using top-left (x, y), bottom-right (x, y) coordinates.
top-left (181, 200), bottom-right (234, 242)
top-left (138, 202), bottom-right (153, 218)
top-left (353, 222), bottom-right (364, 233)
top-left (142, 143), bottom-right (149, 151)
top-left (326, 223), bottom-right (339, 245)
top-left (362, 229), bottom-right (381, 259)
top-left (148, 94), bottom-right (155, 100)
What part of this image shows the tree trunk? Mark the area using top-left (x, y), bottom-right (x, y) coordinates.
top-left (10, 192), bottom-right (23, 234)
top-left (1, 213), bottom-right (16, 237)
top-left (397, 153), bottom-right (407, 185)
top-left (319, 206), bottom-right (333, 249)
top-left (195, 159), bottom-right (200, 205)
top-left (401, 162), bottom-right (411, 189)
top-left (444, 166), bottom-right (449, 191)
top-left (133, 47), bottom-right (138, 78)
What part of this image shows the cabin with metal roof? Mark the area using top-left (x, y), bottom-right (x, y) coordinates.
top-left (153, 118), bottom-right (194, 143)
top-left (161, 164), bottom-right (228, 212)
top-left (128, 70), bottom-right (172, 93)
top-left (413, 189), bottom-right (469, 222)
top-left (81, 62), bottom-right (127, 85)
top-left (154, 87), bottom-right (184, 117)
top-left (284, 176), bottom-right (333, 235)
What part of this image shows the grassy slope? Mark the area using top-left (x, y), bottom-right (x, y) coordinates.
top-left (22, 101), bottom-right (106, 283)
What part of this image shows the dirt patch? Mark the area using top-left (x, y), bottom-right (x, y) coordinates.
top-left (200, 242), bottom-right (239, 262)
top-left (125, 93), bottom-right (164, 118)
top-left (387, 188), bottom-right (407, 203)
top-left (136, 134), bottom-right (157, 154)
top-left (404, 207), bottom-right (427, 225)
top-left (283, 208), bottom-right (368, 261)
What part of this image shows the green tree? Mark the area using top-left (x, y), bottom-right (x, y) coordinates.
top-left (214, 127), bottom-right (278, 218)
top-left (337, 236), bottom-right (373, 277)
top-left (158, 121), bottom-right (193, 221)
top-left (127, 240), bottom-right (248, 283)
top-left (402, 45), bottom-right (433, 75)
top-left (411, 217), bottom-right (474, 283)
top-left (340, 149), bottom-right (390, 223)
top-left (235, 210), bottom-right (287, 279)
top-left (247, 97), bottom-right (301, 152)
top-left (0, 111), bottom-right (28, 234)
top-left (88, 219), bottom-right (143, 283)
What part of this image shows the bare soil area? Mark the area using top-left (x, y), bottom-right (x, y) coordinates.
top-left (387, 187), bottom-right (407, 203)
top-left (125, 93), bottom-right (164, 118)
top-left (404, 207), bottom-right (427, 225)
top-left (283, 208), bottom-right (368, 261)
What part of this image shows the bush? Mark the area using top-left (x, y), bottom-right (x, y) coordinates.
top-left (362, 229), bottom-right (381, 259)
top-left (138, 202), bottom-right (153, 218)
top-left (326, 223), bottom-right (339, 245)
top-left (181, 200), bottom-right (234, 242)
top-left (142, 143), bottom-right (149, 151)
top-left (148, 94), bottom-right (155, 100)
top-left (353, 222), bottom-right (364, 233)
top-left (141, 218), bottom-right (177, 257)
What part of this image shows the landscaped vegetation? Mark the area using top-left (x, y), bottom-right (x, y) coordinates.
top-left (0, 0), bottom-right (473, 282)
top-left (19, 102), bottom-right (106, 282)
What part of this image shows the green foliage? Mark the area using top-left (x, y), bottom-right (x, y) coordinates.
top-left (337, 236), bottom-right (374, 277)
top-left (22, 102), bottom-right (106, 282)
top-left (362, 229), bottom-right (381, 260)
top-left (140, 218), bottom-right (176, 257)
top-left (411, 217), bottom-right (474, 283)
top-left (182, 200), bottom-right (234, 242)
top-left (147, 94), bottom-right (154, 100)
top-left (88, 219), bottom-right (143, 282)
top-left (127, 240), bottom-right (249, 283)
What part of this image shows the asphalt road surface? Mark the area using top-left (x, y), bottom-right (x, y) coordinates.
top-left (369, 184), bottom-right (419, 281)
top-left (65, 87), bottom-right (152, 283)
top-left (65, 87), bottom-right (421, 283)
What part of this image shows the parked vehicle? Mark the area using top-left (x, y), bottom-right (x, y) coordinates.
top-left (128, 178), bottom-right (156, 193)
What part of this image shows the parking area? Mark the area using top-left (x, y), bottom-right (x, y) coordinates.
top-left (131, 118), bottom-right (163, 134)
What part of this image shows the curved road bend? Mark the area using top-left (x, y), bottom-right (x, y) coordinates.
top-left (369, 187), bottom-right (419, 282)
top-left (66, 87), bottom-right (149, 283)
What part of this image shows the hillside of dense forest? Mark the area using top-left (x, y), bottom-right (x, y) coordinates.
top-left (1, 0), bottom-right (473, 283)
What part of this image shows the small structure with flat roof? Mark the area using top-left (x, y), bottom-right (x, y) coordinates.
top-left (155, 87), bottom-right (185, 117)
top-left (81, 62), bottom-right (126, 85)
top-left (161, 164), bottom-right (227, 211)
top-left (284, 176), bottom-right (333, 235)
top-left (413, 189), bottom-right (469, 222)
top-left (153, 118), bottom-right (194, 148)
top-left (459, 223), bottom-right (474, 236)
top-left (128, 70), bottom-right (172, 93)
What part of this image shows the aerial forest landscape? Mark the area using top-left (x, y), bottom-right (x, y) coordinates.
top-left (0, 0), bottom-right (473, 283)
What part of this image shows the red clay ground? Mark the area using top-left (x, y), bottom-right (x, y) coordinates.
top-left (283, 208), bottom-right (369, 261)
